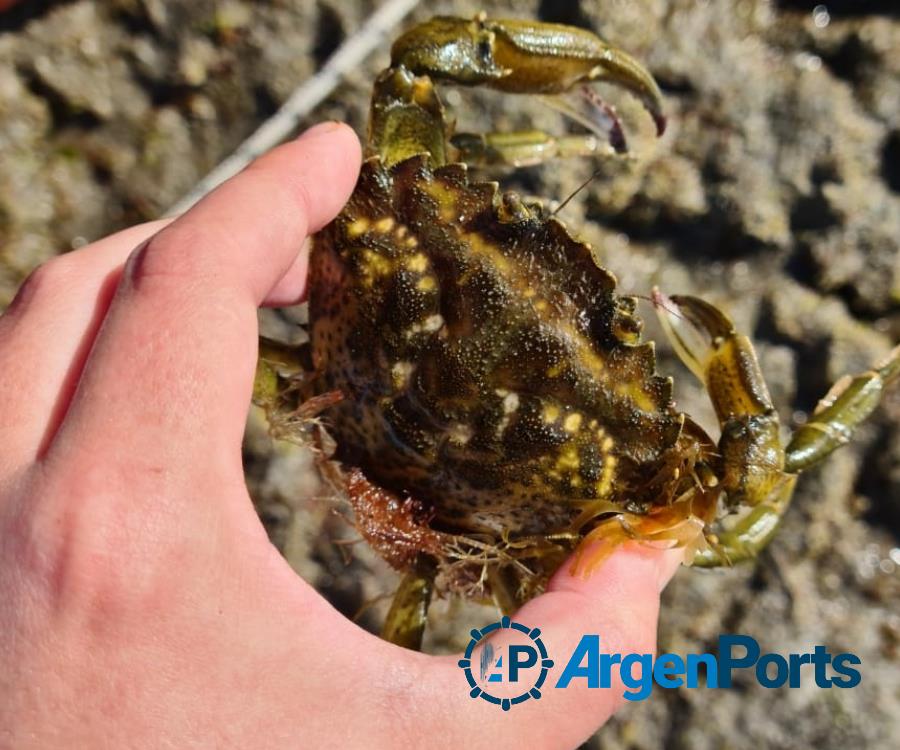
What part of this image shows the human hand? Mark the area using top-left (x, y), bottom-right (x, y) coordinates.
top-left (0, 122), bottom-right (681, 749)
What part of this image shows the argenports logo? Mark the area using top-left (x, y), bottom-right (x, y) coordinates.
top-left (457, 616), bottom-right (554, 711)
top-left (458, 625), bottom-right (862, 709)
top-left (555, 634), bottom-right (862, 701)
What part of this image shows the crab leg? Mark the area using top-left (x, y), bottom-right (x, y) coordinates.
top-left (368, 67), bottom-right (450, 168)
top-left (381, 559), bottom-right (435, 651)
top-left (252, 337), bottom-right (313, 413)
top-left (656, 293), bottom-right (900, 565)
top-left (450, 130), bottom-right (617, 168)
top-left (656, 294), bottom-right (788, 501)
top-left (449, 82), bottom-right (642, 165)
top-left (691, 476), bottom-right (796, 567)
top-left (785, 344), bottom-right (900, 472)
top-left (654, 292), bottom-right (794, 566)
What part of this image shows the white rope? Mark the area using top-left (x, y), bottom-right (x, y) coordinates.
top-left (167, 0), bottom-right (419, 214)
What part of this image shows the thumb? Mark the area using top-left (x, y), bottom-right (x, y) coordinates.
top-left (412, 545), bottom-right (683, 750)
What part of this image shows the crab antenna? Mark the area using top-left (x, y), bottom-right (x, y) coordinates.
top-left (551, 167), bottom-right (603, 217)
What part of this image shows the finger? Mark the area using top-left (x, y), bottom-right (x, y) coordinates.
top-left (47, 123), bottom-right (360, 485)
top-left (408, 546), bottom-right (684, 749)
top-left (221, 545), bottom-right (681, 749)
top-left (0, 220), bottom-right (172, 473)
top-left (262, 238), bottom-right (312, 307)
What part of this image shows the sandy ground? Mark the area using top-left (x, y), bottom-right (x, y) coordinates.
top-left (1, 1), bottom-right (898, 747)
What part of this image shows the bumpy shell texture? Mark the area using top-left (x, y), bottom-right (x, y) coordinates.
top-left (309, 155), bottom-right (682, 539)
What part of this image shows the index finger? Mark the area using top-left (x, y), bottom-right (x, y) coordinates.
top-left (47, 123), bottom-right (361, 479)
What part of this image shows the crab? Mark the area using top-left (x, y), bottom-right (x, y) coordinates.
top-left (253, 14), bottom-right (900, 650)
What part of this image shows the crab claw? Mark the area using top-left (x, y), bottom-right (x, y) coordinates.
top-left (581, 41), bottom-right (666, 137)
top-left (653, 289), bottom-right (777, 423)
top-left (391, 15), bottom-right (666, 137)
top-left (479, 16), bottom-right (667, 136)
top-left (542, 86), bottom-right (630, 153)
top-left (651, 288), bottom-right (714, 384)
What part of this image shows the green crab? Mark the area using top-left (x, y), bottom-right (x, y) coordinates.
top-left (254, 14), bottom-right (900, 650)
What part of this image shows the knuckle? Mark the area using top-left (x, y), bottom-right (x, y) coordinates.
top-left (6, 255), bottom-right (79, 315)
top-left (15, 467), bottom-right (184, 618)
top-left (125, 223), bottom-right (227, 292)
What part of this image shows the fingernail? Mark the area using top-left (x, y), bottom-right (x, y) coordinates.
top-left (297, 121), bottom-right (345, 141)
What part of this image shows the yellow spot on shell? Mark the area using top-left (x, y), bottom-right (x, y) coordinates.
top-left (422, 314), bottom-right (443, 332)
top-left (577, 344), bottom-right (604, 374)
top-left (347, 218), bottom-right (369, 238)
top-left (423, 181), bottom-right (459, 222)
top-left (542, 404), bottom-right (560, 423)
top-left (494, 390), bottom-right (520, 437)
top-left (360, 250), bottom-right (392, 284)
top-left (407, 253), bottom-right (428, 272)
top-left (405, 314), bottom-right (445, 339)
top-left (595, 455), bottom-right (618, 497)
top-left (614, 382), bottom-right (655, 412)
top-left (417, 276), bottom-right (436, 292)
top-left (563, 413), bottom-right (583, 432)
top-left (557, 445), bottom-right (580, 471)
top-left (374, 216), bottom-right (395, 233)
top-left (601, 436), bottom-right (614, 452)
top-left (460, 231), bottom-right (511, 272)
top-left (391, 361), bottom-right (414, 389)
top-left (500, 391), bottom-right (520, 413)
top-left (448, 422), bottom-right (474, 445)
